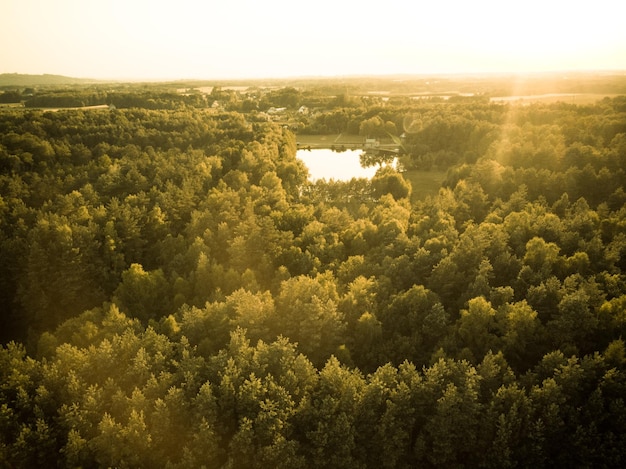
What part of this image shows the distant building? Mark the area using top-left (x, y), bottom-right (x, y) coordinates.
top-left (267, 107), bottom-right (287, 114)
top-left (365, 138), bottom-right (380, 149)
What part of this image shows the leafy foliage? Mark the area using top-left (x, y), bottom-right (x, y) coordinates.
top-left (1, 87), bottom-right (626, 466)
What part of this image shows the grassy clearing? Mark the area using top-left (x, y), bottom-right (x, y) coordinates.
top-left (296, 134), bottom-right (367, 147)
top-left (334, 133), bottom-right (369, 145)
top-left (295, 133), bottom-right (395, 148)
top-left (403, 169), bottom-right (447, 202)
top-left (295, 134), bottom-right (341, 145)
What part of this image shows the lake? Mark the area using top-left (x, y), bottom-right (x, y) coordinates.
top-left (297, 149), bottom-right (378, 181)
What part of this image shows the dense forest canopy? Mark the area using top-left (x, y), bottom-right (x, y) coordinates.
top-left (1, 76), bottom-right (626, 467)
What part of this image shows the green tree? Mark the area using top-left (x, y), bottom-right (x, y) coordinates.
top-left (416, 358), bottom-right (482, 467)
top-left (456, 297), bottom-right (501, 363)
top-left (113, 263), bottom-right (172, 322)
top-left (19, 214), bottom-right (106, 332)
top-left (359, 116), bottom-right (385, 138)
top-left (274, 274), bottom-right (345, 367)
top-left (296, 356), bottom-right (364, 468)
top-left (500, 301), bottom-right (544, 370)
top-left (371, 167), bottom-right (412, 200)
top-left (380, 284), bottom-right (446, 365)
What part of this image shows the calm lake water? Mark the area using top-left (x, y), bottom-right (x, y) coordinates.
top-left (296, 149), bottom-right (378, 181)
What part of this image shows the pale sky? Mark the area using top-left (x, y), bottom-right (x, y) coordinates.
top-left (2, 0), bottom-right (625, 80)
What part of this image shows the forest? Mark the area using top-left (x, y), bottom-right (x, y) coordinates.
top-left (1, 76), bottom-right (626, 467)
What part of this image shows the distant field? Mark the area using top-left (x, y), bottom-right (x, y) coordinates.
top-left (490, 93), bottom-right (620, 104)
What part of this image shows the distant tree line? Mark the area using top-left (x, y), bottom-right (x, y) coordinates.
top-left (0, 90), bottom-right (23, 104)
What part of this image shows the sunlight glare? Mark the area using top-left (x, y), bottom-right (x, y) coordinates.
top-left (1, 0), bottom-right (624, 79)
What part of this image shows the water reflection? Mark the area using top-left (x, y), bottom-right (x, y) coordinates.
top-left (296, 149), bottom-right (377, 181)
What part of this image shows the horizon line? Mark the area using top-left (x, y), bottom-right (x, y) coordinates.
top-left (2, 68), bottom-right (626, 84)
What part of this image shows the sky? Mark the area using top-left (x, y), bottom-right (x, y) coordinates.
top-left (2, 0), bottom-right (626, 80)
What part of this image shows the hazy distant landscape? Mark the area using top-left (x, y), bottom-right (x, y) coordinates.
top-left (4, 0), bottom-right (626, 463)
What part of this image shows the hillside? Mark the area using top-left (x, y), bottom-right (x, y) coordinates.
top-left (0, 73), bottom-right (99, 87)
